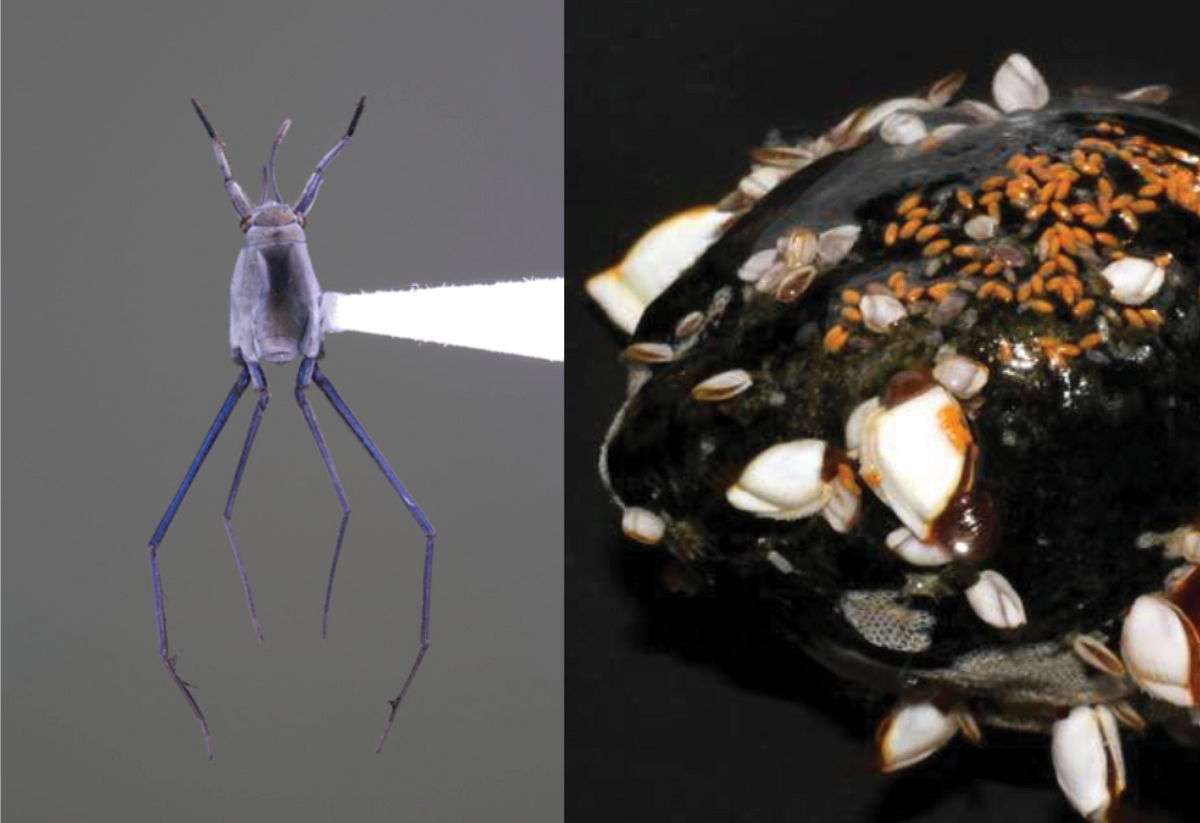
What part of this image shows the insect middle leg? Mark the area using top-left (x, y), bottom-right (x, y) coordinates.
top-left (292, 359), bottom-right (351, 640)
top-left (147, 365), bottom-right (252, 759)
top-left (295, 356), bottom-right (436, 752)
top-left (223, 361), bottom-right (271, 641)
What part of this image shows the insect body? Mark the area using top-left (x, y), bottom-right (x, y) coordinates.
top-left (147, 97), bottom-right (435, 757)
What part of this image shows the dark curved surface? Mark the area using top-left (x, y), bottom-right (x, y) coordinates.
top-left (568, 2), bottom-right (1200, 821)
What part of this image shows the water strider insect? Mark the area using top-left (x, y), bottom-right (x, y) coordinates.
top-left (147, 96), bottom-right (434, 758)
top-left (590, 55), bottom-right (1199, 820)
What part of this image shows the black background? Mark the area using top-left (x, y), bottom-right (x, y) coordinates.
top-left (567, 2), bottom-right (1200, 821)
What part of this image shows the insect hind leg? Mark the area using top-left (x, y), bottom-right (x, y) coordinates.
top-left (304, 358), bottom-right (435, 753)
top-left (147, 365), bottom-right (253, 759)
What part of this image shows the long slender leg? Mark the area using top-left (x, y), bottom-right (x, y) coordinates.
top-left (293, 96), bottom-right (366, 216)
top-left (147, 366), bottom-right (252, 759)
top-left (189, 97), bottom-right (252, 219)
top-left (302, 357), bottom-right (436, 753)
top-left (292, 361), bottom-right (351, 639)
top-left (223, 362), bottom-right (270, 642)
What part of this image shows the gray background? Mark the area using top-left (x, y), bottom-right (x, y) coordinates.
top-left (3, 1), bottom-right (562, 821)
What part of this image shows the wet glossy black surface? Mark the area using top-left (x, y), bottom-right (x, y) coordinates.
top-left (604, 103), bottom-right (1200, 675)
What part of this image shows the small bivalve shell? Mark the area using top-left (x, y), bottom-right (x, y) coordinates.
top-left (586, 206), bottom-right (728, 334)
top-left (775, 264), bottom-right (818, 303)
top-left (963, 214), bottom-right (997, 240)
top-left (850, 97), bottom-right (934, 139)
top-left (1051, 705), bottom-right (1126, 823)
top-left (779, 227), bottom-right (819, 268)
top-left (992, 53), bottom-right (1050, 114)
top-left (844, 397), bottom-right (881, 455)
top-left (859, 383), bottom-right (972, 539)
top-left (925, 70), bottom-right (967, 107)
top-left (690, 369), bottom-right (753, 402)
top-left (886, 527), bottom-right (953, 567)
top-left (955, 99), bottom-right (1004, 123)
top-left (622, 507), bottom-right (666, 545)
top-left (880, 112), bottom-right (928, 146)
top-left (933, 355), bottom-right (989, 399)
top-left (861, 293), bottom-right (907, 333)
top-left (1120, 593), bottom-right (1199, 707)
top-left (1118, 84), bottom-right (1172, 104)
top-left (740, 164), bottom-right (790, 199)
top-left (1166, 525), bottom-right (1200, 563)
top-left (964, 570), bottom-right (1026, 629)
top-left (623, 342), bottom-right (675, 364)
top-left (876, 698), bottom-right (959, 773)
top-left (1100, 256), bottom-right (1166, 305)
top-left (737, 248), bottom-right (780, 284)
top-left (726, 440), bottom-right (830, 520)
top-left (816, 225), bottom-right (862, 267)
top-left (1072, 635), bottom-right (1127, 678)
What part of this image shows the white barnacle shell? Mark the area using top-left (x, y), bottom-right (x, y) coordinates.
top-left (933, 354), bottom-right (989, 399)
top-left (1100, 256), bottom-right (1165, 305)
top-left (876, 698), bottom-right (959, 772)
top-left (816, 225), bottom-right (862, 267)
top-left (726, 439), bottom-right (829, 520)
top-left (860, 294), bottom-right (907, 333)
top-left (1051, 705), bottom-right (1126, 823)
top-left (992, 53), bottom-right (1050, 114)
top-left (622, 507), bottom-right (666, 545)
top-left (859, 385), bottom-right (972, 540)
top-left (880, 112), bottom-right (928, 146)
top-left (690, 369), bottom-right (753, 402)
top-left (1120, 593), bottom-right (1199, 707)
top-left (964, 570), bottom-right (1027, 629)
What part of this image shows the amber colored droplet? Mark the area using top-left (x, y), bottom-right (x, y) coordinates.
top-left (932, 489), bottom-right (998, 564)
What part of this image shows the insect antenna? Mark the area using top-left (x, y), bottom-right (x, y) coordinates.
top-left (269, 119), bottom-right (291, 203)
